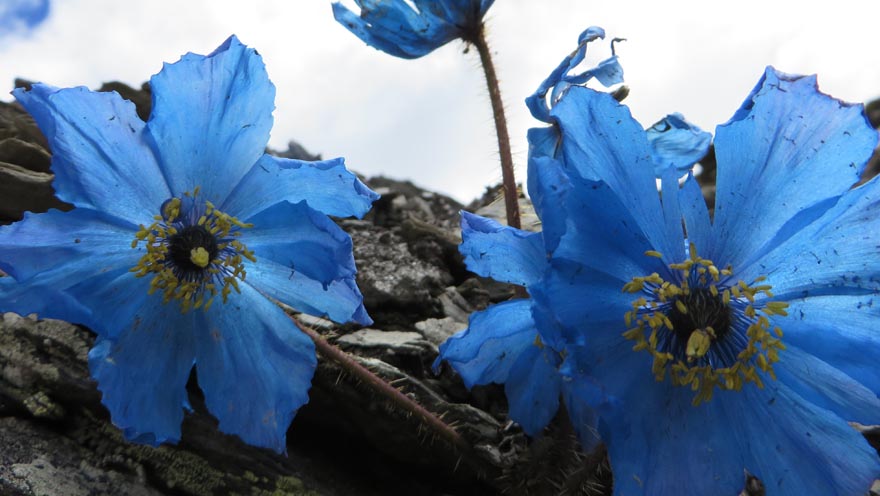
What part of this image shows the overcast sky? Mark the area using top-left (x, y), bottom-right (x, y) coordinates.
top-left (1, 0), bottom-right (878, 203)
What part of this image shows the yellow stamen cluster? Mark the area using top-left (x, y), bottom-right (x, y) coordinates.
top-left (622, 244), bottom-right (788, 405)
top-left (129, 187), bottom-right (256, 313)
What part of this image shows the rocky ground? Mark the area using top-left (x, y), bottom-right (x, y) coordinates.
top-left (0, 81), bottom-right (879, 496)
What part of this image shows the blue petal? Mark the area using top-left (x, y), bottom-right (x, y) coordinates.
top-left (459, 211), bottom-right (546, 287)
top-left (0, 208), bottom-right (136, 282)
top-left (146, 35), bottom-right (274, 205)
top-left (711, 67), bottom-right (878, 268)
top-left (0, 208), bottom-right (142, 328)
top-left (435, 299), bottom-right (538, 388)
top-left (245, 257), bottom-right (371, 326)
top-left (504, 344), bottom-right (561, 436)
top-left (742, 175), bottom-right (880, 298)
top-left (550, 87), bottom-right (676, 259)
top-left (775, 346), bottom-right (880, 425)
top-left (88, 301), bottom-right (196, 446)
top-left (243, 201), bottom-right (357, 288)
top-left (13, 85), bottom-right (171, 222)
top-left (526, 27), bottom-right (622, 123)
top-left (332, 1), bottom-right (457, 59)
top-left (525, 127), bottom-right (567, 253)
top-left (677, 173), bottom-right (712, 255)
top-left (779, 294), bottom-right (880, 395)
top-left (646, 112), bottom-right (712, 176)
top-left (222, 155), bottom-right (378, 220)
top-left (194, 283), bottom-right (316, 453)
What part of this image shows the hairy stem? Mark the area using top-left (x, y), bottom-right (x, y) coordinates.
top-left (292, 316), bottom-right (475, 459)
top-left (471, 24), bottom-right (521, 229)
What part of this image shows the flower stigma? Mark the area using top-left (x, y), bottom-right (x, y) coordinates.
top-left (622, 244), bottom-right (788, 405)
top-left (129, 187), bottom-right (256, 313)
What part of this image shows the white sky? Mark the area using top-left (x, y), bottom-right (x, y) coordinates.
top-left (1, 0), bottom-right (878, 203)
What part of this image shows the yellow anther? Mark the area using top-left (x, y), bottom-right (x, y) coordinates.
top-left (162, 197), bottom-right (182, 221)
top-left (675, 299), bottom-right (688, 314)
top-left (130, 188), bottom-right (255, 314)
top-left (622, 247), bottom-right (788, 405)
top-left (644, 250), bottom-right (663, 258)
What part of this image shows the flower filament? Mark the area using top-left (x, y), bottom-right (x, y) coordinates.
top-left (622, 244), bottom-right (788, 405)
top-left (129, 187), bottom-right (256, 313)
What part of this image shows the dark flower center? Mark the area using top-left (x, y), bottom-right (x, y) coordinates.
top-left (168, 225), bottom-right (219, 273)
top-left (667, 288), bottom-right (732, 343)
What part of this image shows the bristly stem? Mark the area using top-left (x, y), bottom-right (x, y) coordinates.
top-left (471, 24), bottom-right (521, 229)
top-left (291, 316), bottom-right (475, 460)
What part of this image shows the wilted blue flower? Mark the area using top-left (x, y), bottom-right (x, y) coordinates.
top-left (0, 36), bottom-right (378, 453)
top-left (529, 66), bottom-right (880, 494)
top-left (0, 0), bottom-right (49, 36)
top-left (332, 0), bottom-right (494, 59)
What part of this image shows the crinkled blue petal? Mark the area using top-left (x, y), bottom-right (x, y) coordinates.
top-left (13, 85), bottom-right (170, 222)
top-left (194, 282), bottom-right (316, 453)
top-left (525, 127), bottom-right (567, 253)
top-left (526, 27), bottom-right (623, 123)
top-left (742, 175), bottom-right (880, 298)
top-left (146, 35), bottom-right (274, 204)
top-left (711, 67), bottom-right (878, 268)
top-left (550, 87), bottom-right (676, 259)
top-left (243, 201), bottom-right (356, 288)
top-left (0, 274), bottom-right (91, 325)
top-left (88, 300), bottom-right (196, 446)
top-left (245, 257), bottom-right (371, 326)
top-left (0, 208), bottom-right (136, 283)
top-left (775, 346), bottom-right (880, 425)
top-left (677, 173), bottom-right (712, 256)
top-left (646, 112), bottom-right (712, 176)
top-left (659, 167), bottom-right (686, 258)
top-left (504, 343), bottom-right (561, 436)
top-left (0, 208), bottom-right (142, 328)
top-left (434, 299), bottom-right (537, 388)
top-left (779, 294), bottom-right (880, 395)
top-left (222, 155), bottom-right (378, 220)
top-left (332, 1), bottom-right (459, 59)
top-left (459, 211), bottom-right (545, 287)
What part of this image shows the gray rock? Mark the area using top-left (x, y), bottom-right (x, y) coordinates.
top-left (414, 317), bottom-right (466, 346)
top-left (337, 329), bottom-right (436, 356)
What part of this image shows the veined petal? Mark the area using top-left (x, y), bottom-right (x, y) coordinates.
top-left (504, 344), bottom-right (562, 436)
top-left (711, 67), bottom-right (878, 268)
top-left (435, 299), bottom-right (539, 388)
top-left (775, 346), bottom-right (880, 425)
top-left (332, 1), bottom-right (455, 59)
top-left (780, 294), bottom-right (880, 395)
top-left (146, 35), bottom-right (274, 204)
top-left (550, 87), bottom-right (675, 259)
top-left (88, 303), bottom-right (196, 446)
top-left (0, 208), bottom-right (137, 283)
top-left (194, 283), bottom-right (316, 453)
top-left (459, 211), bottom-right (545, 287)
top-left (742, 175), bottom-right (880, 298)
top-left (677, 173), bottom-right (712, 255)
top-left (646, 112), bottom-right (712, 176)
top-left (222, 155), bottom-right (378, 220)
top-left (244, 201), bottom-right (356, 287)
top-left (245, 258), bottom-right (371, 326)
top-left (526, 127), bottom-right (567, 253)
top-left (13, 84), bottom-right (170, 222)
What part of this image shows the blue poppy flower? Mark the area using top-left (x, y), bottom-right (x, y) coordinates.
top-left (332, 0), bottom-right (494, 59)
top-left (0, 36), bottom-right (379, 453)
top-left (528, 66), bottom-right (880, 494)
